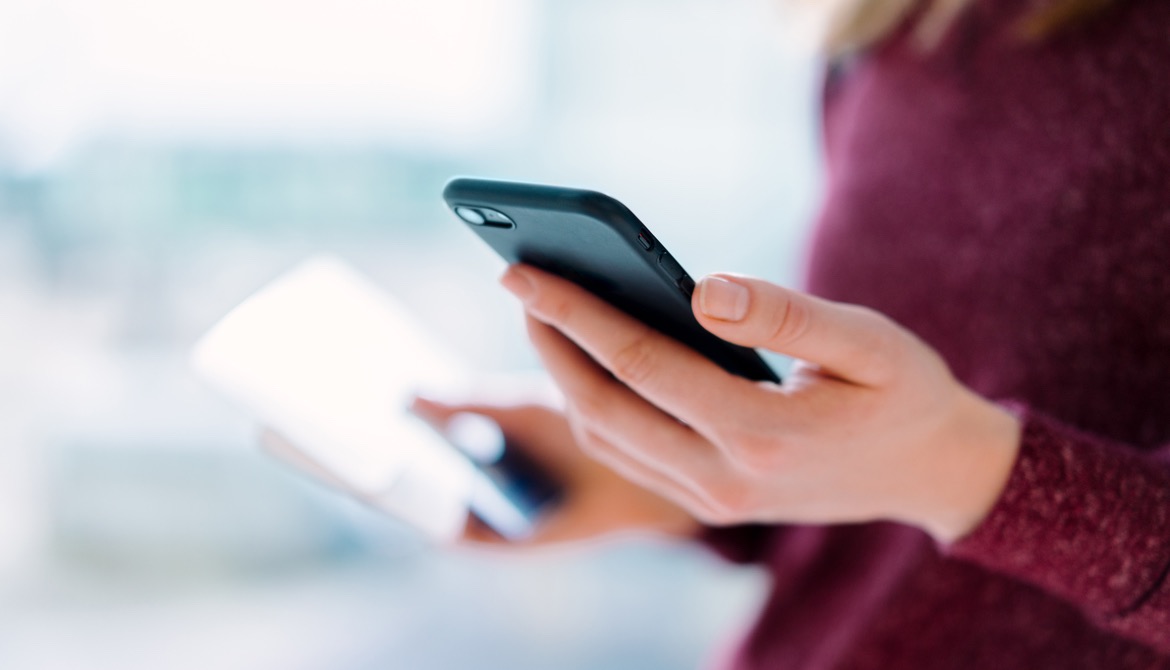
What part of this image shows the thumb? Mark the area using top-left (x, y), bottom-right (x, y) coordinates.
top-left (692, 274), bottom-right (902, 387)
top-left (407, 395), bottom-right (464, 428)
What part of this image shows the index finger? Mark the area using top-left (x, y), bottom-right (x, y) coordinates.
top-left (500, 264), bottom-right (757, 435)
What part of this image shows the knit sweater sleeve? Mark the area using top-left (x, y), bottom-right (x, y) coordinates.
top-left (946, 403), bottom-right (1170, 653)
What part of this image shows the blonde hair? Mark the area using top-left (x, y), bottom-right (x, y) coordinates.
top-left (813, 0), bottom-right (1118, 55)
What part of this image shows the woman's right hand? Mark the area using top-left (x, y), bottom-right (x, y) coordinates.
top-left (410, 394), bottom-right (699, 548)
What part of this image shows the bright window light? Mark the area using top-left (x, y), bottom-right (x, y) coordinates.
top-left (0, 0), bottom-right (537, 167)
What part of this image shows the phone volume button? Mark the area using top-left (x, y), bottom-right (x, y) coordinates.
top-left (658, 252), bottom-right (694, 295)
top-left (657, 252), bottom-right (685, 282)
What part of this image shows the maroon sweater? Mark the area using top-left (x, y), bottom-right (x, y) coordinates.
top-left (705, 0), bottom-right (1170, 667)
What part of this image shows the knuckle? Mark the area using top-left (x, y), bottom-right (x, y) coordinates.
top-left (610, 331), bottom-right (659, 387)
top-left (844, 307), bottom-right (903, 383)
top-left (537, 293), bottom-right (576, 326)
top-left (765, 294), bottom-right (812, 348)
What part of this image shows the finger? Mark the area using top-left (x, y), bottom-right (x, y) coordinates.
top-left (526, 315), bottom-right (721, 488)
top-left (407, 396), bottom-right (463, 427)
top-left (461, 514), bottom-right (509, 545)
top-left (567, 418), bottom-right (723, 524)
top-left (501, 264), bottom-right (754, 434)
top-left (410, 395), bottom-right (547, 427)
top-left (692, 274), bottom-right (906, 386)
top-left (409, 375), bottom-right (562, 420)
top-left (411, 394), bottom-right (582, 479)
top-left (409, 395), bottom-right (544, 445)
top-left (408, 395), bottom-right (505, 430)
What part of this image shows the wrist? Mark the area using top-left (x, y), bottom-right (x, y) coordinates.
top-left (914, 390), bottom-right (1022, 544)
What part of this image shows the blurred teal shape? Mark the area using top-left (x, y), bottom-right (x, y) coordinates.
top-left (2, 144), bottom-right (472, 244)
top-left (48, 440), bottom-right (417, 578)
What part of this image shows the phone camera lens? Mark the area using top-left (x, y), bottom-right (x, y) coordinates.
top-left (480, 208), bottom-right (514, 226)
top-left (454, 207), bottom-right (486, 225)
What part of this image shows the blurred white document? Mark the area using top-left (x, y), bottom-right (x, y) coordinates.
top-left (192, 256), bottom-right (475, 541)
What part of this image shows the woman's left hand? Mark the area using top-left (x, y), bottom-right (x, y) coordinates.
top-left (500, 264), bottom-right (1022, 543)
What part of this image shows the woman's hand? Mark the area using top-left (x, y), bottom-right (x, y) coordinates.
top-left (500, 265), bottom-right (1022, 544)
top-left (409, 394), bottom-right (699, 548)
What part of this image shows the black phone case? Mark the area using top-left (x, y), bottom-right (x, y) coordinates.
top-left (443, 178), bottom-right (780, 383)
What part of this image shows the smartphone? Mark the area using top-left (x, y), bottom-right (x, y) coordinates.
top-left (443, 178), bottom-right (780, 383)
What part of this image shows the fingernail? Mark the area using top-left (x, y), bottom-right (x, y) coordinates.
top-left (698, 276), bottom-right (749, 321)
top-left (406, 395), bottom-right (430, 418)
top-left (408, 391), bottom-right (458, 413)
top-left (500, 266), bottom-right (534, 301)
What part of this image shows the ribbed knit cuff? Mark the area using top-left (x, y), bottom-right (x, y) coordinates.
top-left (946, 402), bottom-right (1170, 616)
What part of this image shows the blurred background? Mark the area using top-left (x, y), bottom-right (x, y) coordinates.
top-left (0, 0), bottom-right (822, 667)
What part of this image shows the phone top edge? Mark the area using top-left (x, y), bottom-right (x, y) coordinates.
top-left (443, 177), bottom-right (604, 203)
top-left (443, 177), bottom-right (644, 237)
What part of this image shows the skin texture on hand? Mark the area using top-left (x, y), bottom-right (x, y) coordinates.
top-left (500, 264), bottom-right (1023, 544)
